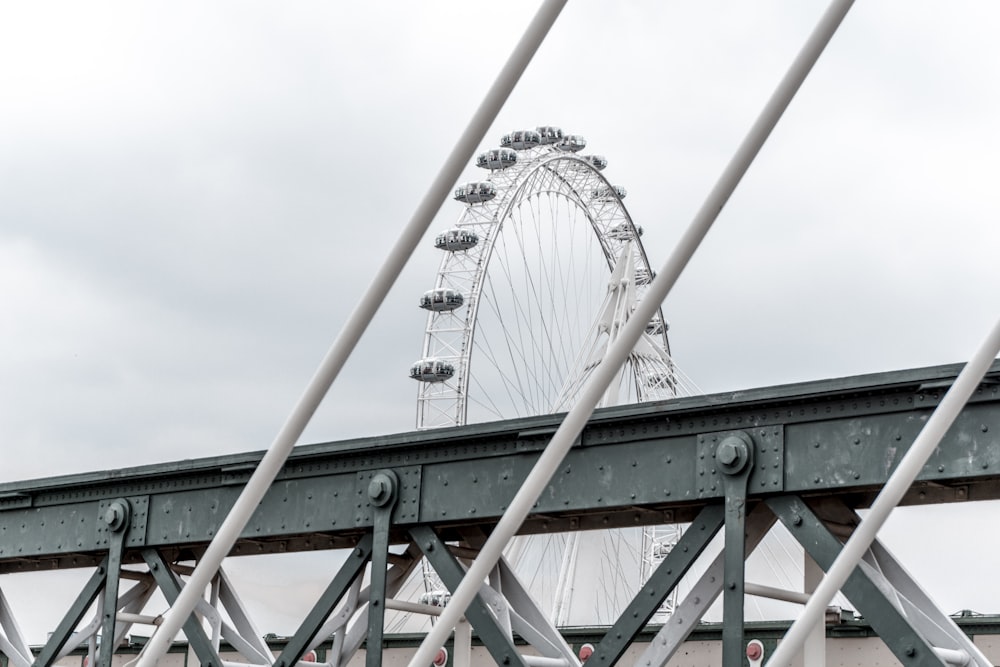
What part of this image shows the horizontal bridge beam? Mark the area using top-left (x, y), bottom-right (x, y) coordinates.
top-left (0, 361), bottom-right (997, 573)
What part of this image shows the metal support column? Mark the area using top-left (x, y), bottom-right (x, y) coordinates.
top-left (718, 432), bottom-right (754, 667)
top-left (366, 470), bottom-right (399, 667)
top-left (97, 499), bottom-right (130, 667)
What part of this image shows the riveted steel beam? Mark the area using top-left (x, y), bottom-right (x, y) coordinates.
top-left (2, 363), bottom-right (997, 577)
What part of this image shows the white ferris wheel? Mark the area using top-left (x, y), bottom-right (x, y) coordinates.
top-left (411, 126), bottom-right (682, 430)
top-left (407, 126), bottom-right (693, 626)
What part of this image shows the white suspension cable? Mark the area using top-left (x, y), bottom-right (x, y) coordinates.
top-left (131, 2), bottom-right (568, 664)
top-left (765, 315), bottom-right (1000, 667)
top-left (407, 2), bottom-right (855, 666)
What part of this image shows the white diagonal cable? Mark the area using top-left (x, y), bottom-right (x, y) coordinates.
top-left (407, 2), bottom-right (855, 667)
top-left (131, 2), bottom-right (567, 664)
top-left (765, 314), bottom-right (1000, 667)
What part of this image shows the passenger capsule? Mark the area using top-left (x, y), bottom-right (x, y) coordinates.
top-left (409, 359), bottom-right (456, 383)
top-left (555, 134), bottom-right (587, 152)
top-left (634, 267), bottom-right (656, 285)
top-left (419, 590), bottom-right (452, 607)
top-left (583, 155), bottom-right (608, 170)
top-left (435, 229), bottom-right (479, 251)
top-left (476, 148), bottom-right (517, 170)
top-left (536, 126), bottom-right (564, 144)
top-left (592, 185), bottom-right (627, 201)
top-left (500, 130), bottom-right (541, 150)
top-left (454, 182), bottom-right (496, 204)
top-left (607, 222), bottom-right (643, 240)
top-left (420, 288), bottom-right (464, 312)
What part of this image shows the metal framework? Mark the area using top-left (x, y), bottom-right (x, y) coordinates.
top-left (1, 361), bottom-right (999, 666)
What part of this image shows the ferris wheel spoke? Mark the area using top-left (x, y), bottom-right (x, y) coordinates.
top-left (482, 242), bottom-right (552, 412)
top-left (511, 207), bottom-right (581, 407)
top-left (492, 215), bottom-right (566, 409)
top-left (468, 315), bottom-right (535, 418)
top-left (520, 192), bottom-right (580, 394)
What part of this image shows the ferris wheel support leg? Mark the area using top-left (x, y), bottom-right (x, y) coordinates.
top-left (408, 1), bottom-right (855, 664)
top-left (130, 2), bottom-right (567, 664)
top-left (765, 314), bottom-right (1000, 667)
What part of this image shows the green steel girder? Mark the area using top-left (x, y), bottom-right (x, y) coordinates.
top-left (272, 534), bottom-right (373, 667)
top-left (409, 526), bottom-right (528, 667)
top-left (141, 549), bottom-right (222, 667)
top-left (0, 362), bottom-right (998, 573)
top-left (586, 503), bottom-right (726, 666)
top-left (32, 560), bottom-right (107, 667)
top-left (767, 496), bottom-right (950, 666)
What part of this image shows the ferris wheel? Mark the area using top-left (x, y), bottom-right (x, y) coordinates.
top-left (405, 127), bottom-right (691, 626)
top-left (411, 126), bottom-right (681, 430)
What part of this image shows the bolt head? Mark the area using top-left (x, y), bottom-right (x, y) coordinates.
top-left (102, 502), bottom-right (128, 532)
top-left (367, 471), bottom-right (397, 507)
top-left (718, 441), bottom-right (739, 466)
top-left (716, 433), bottom-right (751, 474)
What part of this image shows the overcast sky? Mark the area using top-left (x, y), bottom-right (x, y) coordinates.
top-left (1, 0), bottom-right (998, 644)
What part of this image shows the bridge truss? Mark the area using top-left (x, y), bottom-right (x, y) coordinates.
top-left (1, 361), bottom-right (998, 667)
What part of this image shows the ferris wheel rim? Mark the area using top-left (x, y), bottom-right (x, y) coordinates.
top-left (415, 136), bottom-right (673, 430)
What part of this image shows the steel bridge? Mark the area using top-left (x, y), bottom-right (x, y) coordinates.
top-left (1, 361), bottom-right (999, 667)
